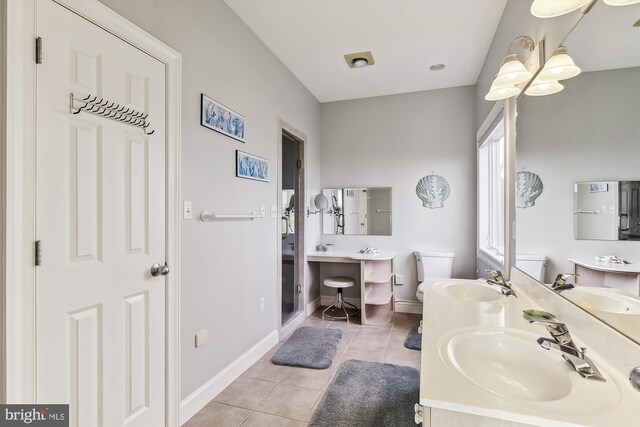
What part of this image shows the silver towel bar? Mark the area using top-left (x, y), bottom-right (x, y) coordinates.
top-left (200, 211), bottom-right (263, 221)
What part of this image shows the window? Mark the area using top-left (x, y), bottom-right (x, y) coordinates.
top-left (478, 117), bottom-right (505, 262)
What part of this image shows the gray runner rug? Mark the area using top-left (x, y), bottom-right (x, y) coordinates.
top-left (271, 327), bottom-right (342, 369)
top-left (404, 325), bottom-right (421, 350)
top-left (310, 359), bottom-right (420, 427)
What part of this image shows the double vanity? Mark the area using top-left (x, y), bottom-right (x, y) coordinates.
top-left (418, 269), bottom-right (640, 427)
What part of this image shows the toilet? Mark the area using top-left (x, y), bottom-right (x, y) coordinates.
top-left (414, 251), bottom-right (456, 302)
top-left (515, 254), bottom-right (548, 283)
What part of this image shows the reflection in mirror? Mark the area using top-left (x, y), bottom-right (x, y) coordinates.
top-left (515, 1), bottom-right (640, 342)
top-left (322, 187), bottom-right (392, 235)
top-left (282, 190), bottom-right (295, 239)
top-left (574, 181), bottom-right (640, 241)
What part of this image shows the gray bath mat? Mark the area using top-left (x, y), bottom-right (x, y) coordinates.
top-left (271, 327), bottom-right (343, 369)
top-left (310, 359), bottom-right (420, 427)
top-left (404, 325), bottom-right (421, 350)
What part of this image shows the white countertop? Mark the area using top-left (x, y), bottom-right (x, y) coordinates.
top-left (419, 277), bottom-right (640, 426)
top-left (570, 258), bottom-right (640, 274)
top-left (307, 250), bottom-right (396, 261)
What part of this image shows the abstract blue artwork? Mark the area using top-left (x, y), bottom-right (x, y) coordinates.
top-left (201, 93), bottom-right (245, 142)
top-left (236, 150), bottom-right (269, 182)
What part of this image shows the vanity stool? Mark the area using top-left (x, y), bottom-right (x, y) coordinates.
top-left (322, 276), bottom-right (359, 322)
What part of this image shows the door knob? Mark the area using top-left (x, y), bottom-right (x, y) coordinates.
top-left (151, 262), bottom-right (170, 277)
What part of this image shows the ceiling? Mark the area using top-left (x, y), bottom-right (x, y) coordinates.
top-left (224, 0), bottom-right (508, 103)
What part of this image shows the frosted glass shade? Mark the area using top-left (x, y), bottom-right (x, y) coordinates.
top-left (603, 0), bottom-right (640, 5)
top-left (538, 47), bottom-right (581, 81)
top-left (530, 0), bottom-right (591, 17)
top-left (494, 54), bottom-right (533, 86)
top-left (525, 79), bottom-right (564, 97)
top-left (485, 81), bottom-right (520, 101)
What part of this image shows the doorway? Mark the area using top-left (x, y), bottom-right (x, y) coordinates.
top-left (279, 124), bottom-right (305, 328)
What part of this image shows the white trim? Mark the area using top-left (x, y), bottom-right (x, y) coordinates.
top-left (2, 1), bottom-right (182, 425)
top-left (503, 98), bottom-right (517, 280)
top-left (0, 0), bottom-right (7, 404)
top-left (306, 297), bottom-right (321, 316)
top-left (179, 330), bottom-right (279, 426)
top-left (394, 300), bottom-right (423, 315)
top-left (320, 295), bottom-right (361, 309)
top-left (279, 312), bottom-right (305, 340)
top-left (4, 0), bottom-right (38, 403)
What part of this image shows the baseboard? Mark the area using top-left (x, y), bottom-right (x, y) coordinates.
top-left (280, 311), bottom-right (305, 339)
top-left (394, 299), bottom-right (423, 314)
top-left (320, 295), bottom-right (361, 309)
top-left (306, 297), bottom-right (321, 316)
top-left (179, 329), bottom-right (279, 425)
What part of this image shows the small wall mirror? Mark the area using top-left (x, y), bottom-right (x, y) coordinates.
top-left (314, 194), bottom-right (329, 211)
top-left (322, 187), bottom-right (392, 235)
top-left (574, 181), bottom-right (640, 241)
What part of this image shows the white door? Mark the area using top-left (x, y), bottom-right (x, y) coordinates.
top-left (36, 1), bottom-right (167, 426)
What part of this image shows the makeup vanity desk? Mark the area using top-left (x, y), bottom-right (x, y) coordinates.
top-left (307, 251), bottom-right (396, 325)
top-left (570, 258), bottom-right (640, 296)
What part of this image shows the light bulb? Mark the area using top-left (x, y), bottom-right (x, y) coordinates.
top-left (525, 78), bottom-right (564, 96)
top-left (530, 0), bottom-right (591, 18)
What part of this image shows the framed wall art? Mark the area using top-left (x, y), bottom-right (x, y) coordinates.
top-left (201, 93), bottom-right (245, 142)
top-left (236, 150), bottom-right (269, 182)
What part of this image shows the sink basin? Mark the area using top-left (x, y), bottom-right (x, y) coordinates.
top-left (564, 287), bottom-right (640, 315)
top-left (442, 328), bottom-right (572, 401)
top-left (433, 280), bottom-right (503, 302)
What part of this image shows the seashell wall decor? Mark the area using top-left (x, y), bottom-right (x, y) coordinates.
top-left (516, 171), bottom-right (543, 208)
top-left (416, 175), bottom-right (450, 209)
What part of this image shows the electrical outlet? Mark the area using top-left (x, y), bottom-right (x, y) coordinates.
top-left (259, 297), bottom-right (265, 312)
top-left (183, 201), bottom-right (193, 220)
top-left (271, 205), bottom-right (277, 218)
top-left (195, 329), bottom-right (208, 347)
top-left (260, 205), bottom-right (265, 218)
top-left (395, 273), bottom-right (404, 285)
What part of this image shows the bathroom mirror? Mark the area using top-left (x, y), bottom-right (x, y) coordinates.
top-left (322, 187), bottom-right (392, 235)
top-left (314, 193), bottom-right (329, 211)
top-left (574, 181), bottom-right (640, 241)
top-left (515, 1), bottom-right (640, 342)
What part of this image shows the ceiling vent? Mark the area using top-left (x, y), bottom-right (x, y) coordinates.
top-left (344, 51), bottom-right (375, 68)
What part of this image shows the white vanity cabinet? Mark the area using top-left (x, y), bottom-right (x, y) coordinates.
top-left (570, 258), bottom-right (640, 296)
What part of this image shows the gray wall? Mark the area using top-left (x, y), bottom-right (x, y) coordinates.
top-left (320, 86), bottom-right (478, 301)
top-left (98, 0), bottom-right (322, 399)
top-left (516, 68), bottom-right (640, 282)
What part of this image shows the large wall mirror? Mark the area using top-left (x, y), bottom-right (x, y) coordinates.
top-left (515, 1), bottom-right (640, 342)
top-left (322, 187), bottom-right (392, 235)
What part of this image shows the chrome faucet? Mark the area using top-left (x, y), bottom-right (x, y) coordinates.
top-left (485, 269), bottom-right (518, 298)
top-left (550, 273), bottom-right (578, 293)
top-left (528, 318), bottom-right (606, 381)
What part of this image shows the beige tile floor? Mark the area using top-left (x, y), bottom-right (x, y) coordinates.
top-left (184, 308), bottom-right (422, 427)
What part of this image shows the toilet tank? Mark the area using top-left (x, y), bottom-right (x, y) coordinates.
top-left (414, 251), bottom-right (456, 281)
top-left (516, 254), bottom-right (548, 282)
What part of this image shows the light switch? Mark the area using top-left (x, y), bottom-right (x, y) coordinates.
top-left (271, 205), bottom-right (277, 218)
top-left (395, 274), bottom-right (404, 285)
top-left (183, 201), bottom-right (193, 220)
top-left (195, 329), bottom-right (208, 347)
top-left (260, 205), bottom-right (265, 218)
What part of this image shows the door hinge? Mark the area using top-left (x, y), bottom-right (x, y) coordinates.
top-left (296, 284), bottom-right (302, 294)
top-left (296, 159), bottom-right (302, 169)
top-left (35, 240), bottom-right (42, 266)
top-left (35, 37), bottom-right (42, 64)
